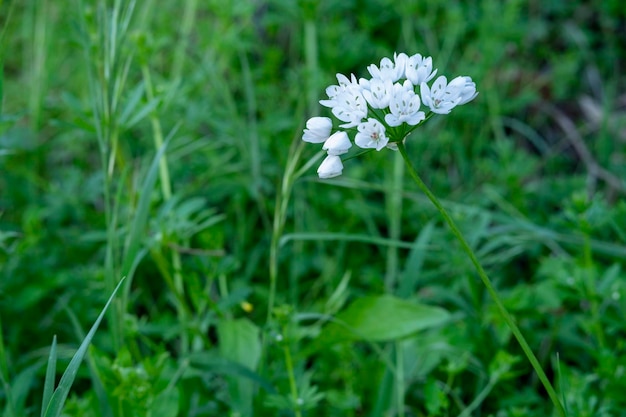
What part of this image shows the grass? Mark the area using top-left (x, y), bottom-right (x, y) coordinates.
top-left (1, 0), bottom-right (626, 416)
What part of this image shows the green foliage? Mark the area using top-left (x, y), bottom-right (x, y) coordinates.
top-left (1, 0), bottom-right (625, 416)
top-left (319, 294), bottom-right (450, 343)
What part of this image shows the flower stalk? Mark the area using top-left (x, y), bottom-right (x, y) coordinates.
top-left (396, 140), bottom-right (566, 417)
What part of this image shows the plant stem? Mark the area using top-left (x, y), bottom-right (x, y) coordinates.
top-left (395, 341), bottom-right (405, 417)
top-left (385, 150), bottom-right (404, 293)
top-left (282, 333), bottom-right (302, 417)
top-left (141, 62), bottom-right (189, 354)
top-left (396, 141), bottom-right (566, 417)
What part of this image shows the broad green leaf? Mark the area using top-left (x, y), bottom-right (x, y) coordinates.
top-left (217, 318), bottom-right (261, 416)
top-left (321, 294), bottom-right (450, 343)
top-left (149, 387), bottom-right (180, 417)
top-left (43, 277), bottom-right (126, 417)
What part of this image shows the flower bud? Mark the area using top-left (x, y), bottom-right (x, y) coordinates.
top-left (317, 155), bottom-right (344, 178)
top-left (322, 131), bottom-right (352, 155)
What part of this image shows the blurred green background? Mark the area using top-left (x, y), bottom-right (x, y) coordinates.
top-left (1, 0), bottom-right (625, 416)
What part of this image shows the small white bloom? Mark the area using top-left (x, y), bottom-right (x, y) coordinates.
top-left (355, 118), bottom-right (388, 151)
top-left (330, 86), bottom-right (368, 128)
top-left (367, 52), bottom-right (406, 82)
top-left (384, 81), bottom-right (425, 127)
top-left (302, 117), bottom-right (332, 143)
top-left (322, 131), bottom-right (352, 155)
top-left (405, 54), bottom-right (437, 85)
top-left (362, 77), bottom-right (393, 109)
top-left (317, 154), bottom-right (344, 178)
top-left (421, 75), bottom-right (478, 114)
top-left (320, 73), bottom-right (360, 108)
top-left (420, 76), bottom-right (458, 114)
top-left (451, 76), bottom-right (478, 105)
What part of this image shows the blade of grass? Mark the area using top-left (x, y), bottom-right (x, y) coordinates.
top-left (42, 277), bottom-right (126, 417)
top-left (41, 335), bottom-right (57, 417)
top-left (0, 59), bottom-right (4, 115)
top-left (63, 305), bottom-right (113, 417)
top-left (121, 138), bottom-right (170, 282)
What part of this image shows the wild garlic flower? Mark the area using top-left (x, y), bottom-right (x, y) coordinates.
top-left (302, 117), bottom-right (332, 143)
top-left (317, 154), bottom-right (344, 179)
top-left (323, 131), bottom-right (352, 155)
top-left (355, 118), bottom-right (389, 151)
top-left (420, 75), bottom-right (479, 114)
top-left (302, 52), bottom-right (478, 178)
top-left (385, 80), bottom-right (425, 127)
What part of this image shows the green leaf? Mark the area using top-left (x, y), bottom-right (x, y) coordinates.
top-left (217, 318), bottom-right (261, 416)
top-left (149, 387), bottom-right (179, 417)
top-left (41, 335), bottom-right (57, 417)
top-left (0, 59), bottom-right (3, 115)
top-left (398, 221), bottom-right (435, 298)
top-left (321, 294), bottom-right (450, 343)
top-left (42, 277), bottom-right (126, 417)
top-left (121, 139), bottom-right (170, 281)
top-left (188, 351), bottom-right (275, 394)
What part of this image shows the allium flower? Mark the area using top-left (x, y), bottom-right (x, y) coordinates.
top-left (355, 118), bottom-right (388, 151)
top-left (421, 75), bottom-right (478, 114)
top-left (453, 76), bottom-right (479, 105)
top-left (367, 52), bottom-right (407, 82)
top-left (302, 51), bottom-right (477, 178)
top-left (405, 54), bottom-right (437, 85)
top-left (319, 73), bottom-right (360, 108)
top-left (384, 81), bottom-right (425, 127)
top-left (329, 86), bottom-right (368, 128)
top-left (362, 77), bottom-right (393, 109)
top-left (302, 117), bottom-right (332, 143)
top-left (317, 154), bottom-right (344, 178)
top-left (323, 131), bottom-right (352, 155)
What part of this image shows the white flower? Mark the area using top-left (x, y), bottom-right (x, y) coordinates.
top-left (322, 131), bottom-right (352, 155)
top-left (451, 76), bottom-right (478, 105)
top-left (355, 118), bottom-right (389, 151)
top-left (405, 54), bottom-right (437, 85)
top-left (362, 77), bottom-right (393, 109)
top-left (421, 75), bottom-right (478, 114)
top-left (367, 52), bottom-right (407, 82)
top-left (319, 73), bottom-right (360, 108)
top-left (302, 117), bottom-right (332, 143)
top-left (384, 81), bottom-right (425, 127)
top-left (317, 154), bottom-right (344, 178)
top-left (330, 85), bottom-right (368, 128)
top-left (420, 76), bottom-right (457, 114)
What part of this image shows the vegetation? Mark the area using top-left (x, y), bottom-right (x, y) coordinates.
top-left (1, 1), bottom-right (625, 416)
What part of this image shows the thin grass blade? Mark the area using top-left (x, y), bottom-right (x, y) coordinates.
top-left (42, 277), bottom-right (126, 417)
top-left (41, 335), bottom-right (57, 417)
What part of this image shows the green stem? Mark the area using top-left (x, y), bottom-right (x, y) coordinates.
top-left (582, 234), bottom-right (605, 349)
top-left (396, 141), bottom-right (566, 417)
top-left (282, 335), bottom-right (302, 417)
top-left (141, 62), bottom-right (189, 354)
top-left (395, 341), bottom-right (405, 417)
top-left (385, 150), bottom-right (404, 293)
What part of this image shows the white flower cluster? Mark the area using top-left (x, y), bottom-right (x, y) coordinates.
top-left (302, 52), bottom-right (478, 178)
